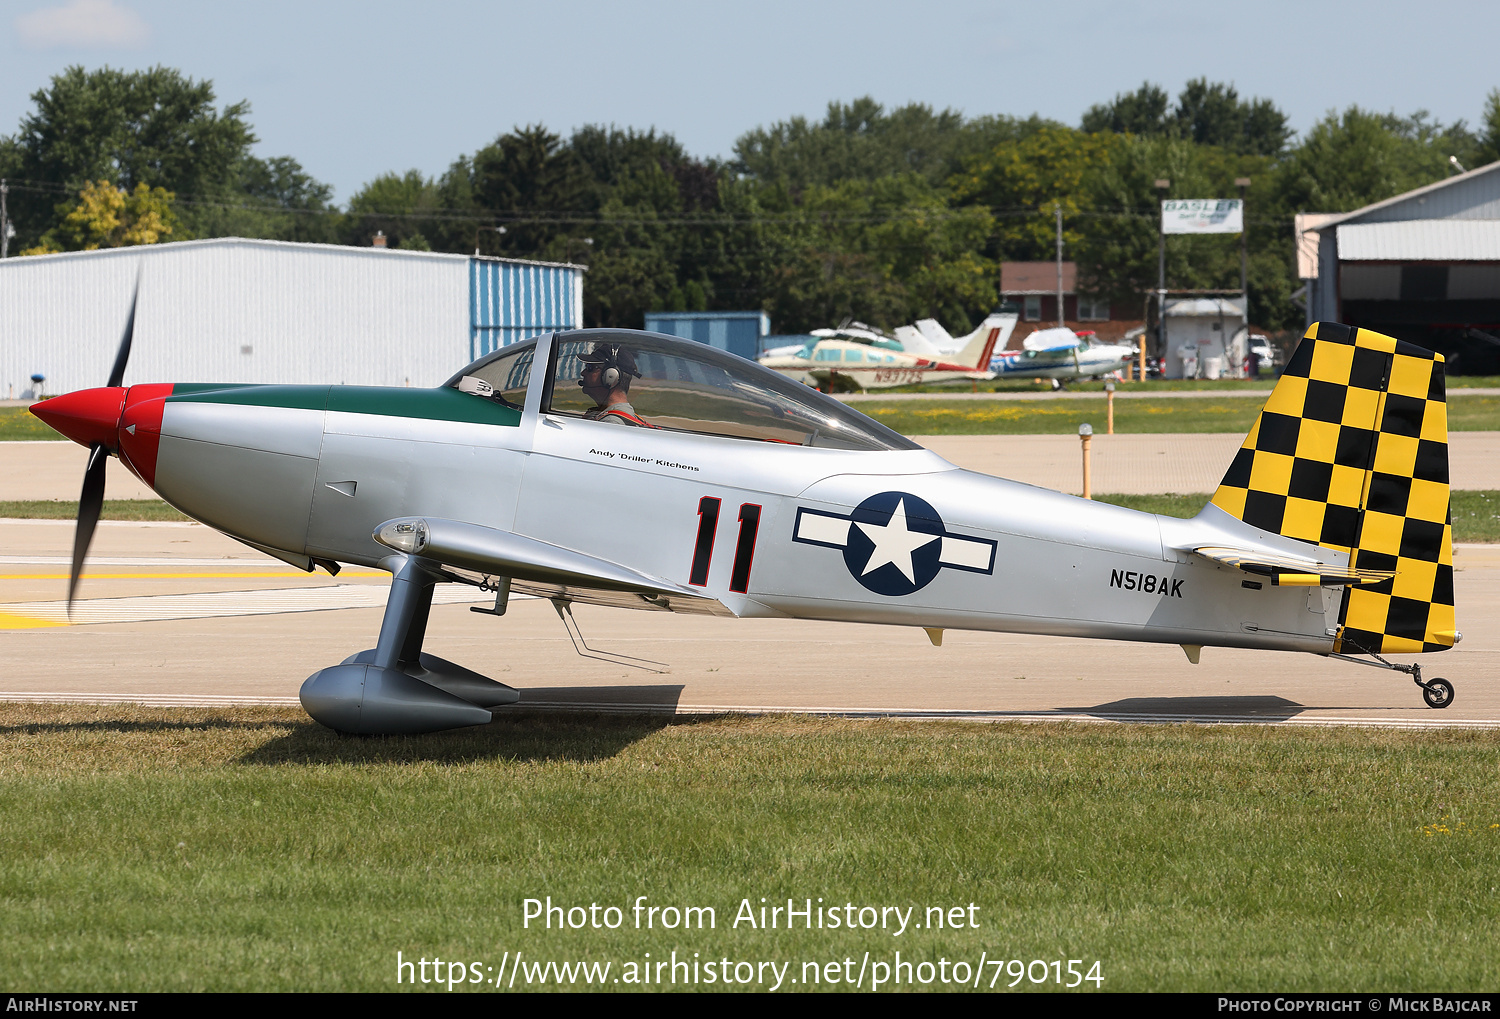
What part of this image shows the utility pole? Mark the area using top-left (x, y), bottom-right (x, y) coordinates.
top-left (1154, 179), bottom-right (1170, 366)
top-left (1235, 176), bottom-right (1251, 303)
top-left (1054, 202), bottom-right (1065, 327)
top-left (1, 179), bottom-right (10, 259)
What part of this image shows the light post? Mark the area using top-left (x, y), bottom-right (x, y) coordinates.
top-left (1235, 176), bottom-right (1251, 303)
top-left (1054, 201), bottom-right (1065, 327)
top-left (1154, 179), bottom-right (1171, 378)
top-left (1079, 422), bottom-right (1093, 500)
top-left (474, 225), bottom-right (507, 256)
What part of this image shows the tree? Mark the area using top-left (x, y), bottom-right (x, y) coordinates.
top-left (1276, 106), bottom-right (1472, 213)
top-left (1475, 88), bottom-right (1500, 167)
top-left (4, 66), bottom-right (253, 243)
top-left (1071, 136), bottom-right (1288, 326)
top-left (469, 125), bottom-right (589, 257)
top-left (3, 66), bottom-right (335, 247)
top-left (953, 125), bottom-right (1119, 262)
top-left (734, 97), bottom-right (1052, 192)
top-left (345, 170), bottom-right (441, 250)
top-left (23, 179), bottom-right (177, 253)
top-left (1081, 79), bottom-right (1291, 156)
top-left (758, 174), bottom-right (995, 333)
top-left (1081, 83), bottom-right (1171, 136)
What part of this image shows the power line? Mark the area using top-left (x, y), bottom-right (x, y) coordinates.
top-left (0, 177), bottom-right (1293, 228)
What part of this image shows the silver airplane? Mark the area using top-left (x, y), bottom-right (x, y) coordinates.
top-left (32, 303), bottom-right (1459, 734)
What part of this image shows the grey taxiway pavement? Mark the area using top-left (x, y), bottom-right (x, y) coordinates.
top-left (2, 513), bottom-right (1495, 730)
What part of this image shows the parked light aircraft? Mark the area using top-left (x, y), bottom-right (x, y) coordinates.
top-left (990, 326), bottom-right (1136, 383)
top-left (759, 313), bottom-right (1011, 391)
top-left (33, 299), bottom-right (1459, 734)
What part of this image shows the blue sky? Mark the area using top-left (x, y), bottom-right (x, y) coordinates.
top-left (3, 0), bottom-right (1498, 203)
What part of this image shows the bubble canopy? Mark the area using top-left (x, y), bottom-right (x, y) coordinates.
top-left (448, 329), bottom-right (920, 452)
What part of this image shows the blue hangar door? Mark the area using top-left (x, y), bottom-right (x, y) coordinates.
top-left (469, 258), bottom-right (583, 359)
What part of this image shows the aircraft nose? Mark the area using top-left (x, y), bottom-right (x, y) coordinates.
top-left (30, 387), bottom-right (127, 449)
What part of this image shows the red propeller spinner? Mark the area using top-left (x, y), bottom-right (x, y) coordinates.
top-left (29, 386), bottom-right (127, 450)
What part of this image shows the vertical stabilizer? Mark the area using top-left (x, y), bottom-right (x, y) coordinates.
top-left (1209, 322), bottom-right (1455, 654)
top-left (950, 311), bottom-right (1017, 369)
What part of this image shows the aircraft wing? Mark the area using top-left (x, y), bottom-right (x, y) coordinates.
top-left (505, 580), bottom-right (735, 616)
top-left (374, 516), bottom-right (731, 614)
top-left (1022, 327), bottom-right (1082, 353)
top-left (1190, 545), bottom-right (1397, 587)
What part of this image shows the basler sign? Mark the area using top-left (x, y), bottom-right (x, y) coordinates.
top-left (1161, 198), bottom-right (1243, 234)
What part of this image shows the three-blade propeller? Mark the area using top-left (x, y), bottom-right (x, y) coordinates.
top-left (68, 283), bottom-right (137, 612)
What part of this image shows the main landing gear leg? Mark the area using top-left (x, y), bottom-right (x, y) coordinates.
top-left (1327, 652), bottom-right (1454, 709)
top-left (299, 556), bottom-right (519, 734)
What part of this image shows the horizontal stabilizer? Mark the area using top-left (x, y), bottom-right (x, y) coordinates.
top-left (1191, 544), bottom-right (1397, 587)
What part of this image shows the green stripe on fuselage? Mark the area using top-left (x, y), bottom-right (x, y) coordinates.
top-left (169, 384), bottom-right (330, 410)
top-left (167, 384), bottom-right (522, 427)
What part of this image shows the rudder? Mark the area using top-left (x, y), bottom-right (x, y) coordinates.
top-left (1209, 322), bottom-right (1456, 654)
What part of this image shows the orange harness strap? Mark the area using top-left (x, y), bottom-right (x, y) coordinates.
top-left (602, 407), bottom-right (659, 428)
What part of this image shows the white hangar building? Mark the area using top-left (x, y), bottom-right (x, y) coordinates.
top-left (0, 238), bottom-right (585, 398)
top-left (1298, 161), bottom-right (1500, 373)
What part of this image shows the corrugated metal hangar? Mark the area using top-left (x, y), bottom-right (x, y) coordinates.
top-left (0, 238), bottom-right (584, 397)
top-left (1299, 161), bottom-right (1500, 373)
top-left (642, 310), bottom-right (770, 360)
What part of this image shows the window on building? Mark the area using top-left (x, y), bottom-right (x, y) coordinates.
top-left (1023, 296), bottom-right (1042, 321)
top-left (1078, 296), bottom-right (1110, 321)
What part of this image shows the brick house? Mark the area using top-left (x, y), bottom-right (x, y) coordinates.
top-left (999, 261), bottom-right (1145, 348)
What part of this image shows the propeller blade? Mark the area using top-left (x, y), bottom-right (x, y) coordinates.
top-left (106, 279), bottom-right (138, 389)
top-left (69, 442), bottom-right (109, 613)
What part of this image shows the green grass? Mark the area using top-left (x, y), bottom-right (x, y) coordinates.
top-left (0, 499), bottom-right (189, 521)
top-left (1092, 493), bottom-right (1213, 518)
top-left (866, 398), bottom-right (1262, 435)
top-left (1092, 491), bottom-right (1500, 543)
top-left (0, 705), bottom-right (1497, 991)
top-left (861, 394), bottom-right (1500, 435)
top-left (1447, 394), bottom-right (1500, 430)
top-left (1450, 490), bottom-right (1500, 542)
top-left (0, 405), bottom-right (69, 440)
top-left (877, 375), bottom-right (1500, 396)
top-left (884, 378), bottom-right (1277, 395)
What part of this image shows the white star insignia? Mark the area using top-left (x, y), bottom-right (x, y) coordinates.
top-left (856, 497), bottom-right (939, 583)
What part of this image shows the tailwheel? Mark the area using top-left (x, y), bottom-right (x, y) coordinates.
top-left (1422, 678), bottom-right (1454, 709)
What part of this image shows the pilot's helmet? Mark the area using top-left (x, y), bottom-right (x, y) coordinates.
top-left (577, 342), bottom-right (640, 388)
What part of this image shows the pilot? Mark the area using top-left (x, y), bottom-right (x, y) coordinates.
top-left (578, 342), bottom-right (655, 427)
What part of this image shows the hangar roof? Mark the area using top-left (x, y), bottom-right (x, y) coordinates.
top-left (1337, 220), bottom-right (1500, 261)
top-left (0, 236), bottom-right (586, 272)
top-left (1317, 160), bottom-right (1500, 229)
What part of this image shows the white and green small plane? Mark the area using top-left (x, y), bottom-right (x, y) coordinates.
top-left (759, 313), bottom-right (1011, 391)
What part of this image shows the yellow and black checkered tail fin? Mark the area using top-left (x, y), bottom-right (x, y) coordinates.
top-left (1210, 322), bottom-right (1456, 655)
